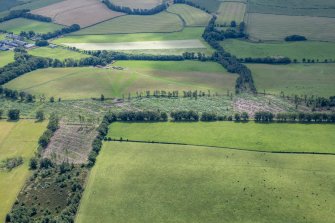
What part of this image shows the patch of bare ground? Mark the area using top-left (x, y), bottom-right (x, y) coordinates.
top-left (32, 0), bottom-right (124, 27)
top-left (43, 122), bottom-right (98, 164)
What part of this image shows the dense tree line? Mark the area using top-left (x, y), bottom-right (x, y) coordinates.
top-left (254, 111), bottom-right (274, 122)
top-left (173, 0), bottom-right (211, 13)
top-left (116, 111), bottom-right (168, 122)
top-left (41, 24), bottom-right (80, 40)
top-left (285, 35), bottom-right (307, 42)
top-left (102, 0), bottom-right (167, 15)
top-left (38, 114), bottom-right (59, 149)
top-left (171, 110), bottom-right (199, 121)
top-left (241, 57), bottom-right (291, 64)
top-left (0, 9), bottom-right (51, 23)
top-left (0, 86), bottom-right (34, 102)
top-left (35, 40), bottom-right (49, 47)
top-left (255, 111), bottom-right (335, 123)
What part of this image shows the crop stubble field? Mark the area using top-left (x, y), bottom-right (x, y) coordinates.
top-left (0, 121), bottom-right (46, 222)
top-left (4, 61), bottom-right (237, 99)
top-left (76, 141), bottom-right (335, 223)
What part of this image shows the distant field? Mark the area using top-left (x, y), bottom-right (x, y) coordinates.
top-left (247, 13), bottom-right (335, 41)
top-left (111, 0), bottom-right (162, 9)
top-left (32, 0), bottom-right (124, 27)
top-left (249, 0), bottom-right (335, 17)
top-left (73, 12), bottom-right (183, 35)
top-left (63, 40), bottom-right (206, 50)
top-left (220, 39), bottom-right (335, 61)
top-left (77, 141), bottom-right (335, 223)
top-left (187, 0), bottom-right (221, 13)
top-left (168, 4), bottom-right (211, 26)
top-left (0, 121), bottom-right (46, 222)
top-left (216, 2), bottom-right (246, 26)
top-left (0, 51), bottom-right (14, 67)
top-left (0, 18), bottom-right (63, 34)
top-left (109, 122), bottom-right (335, 153)
top-left (29, 47), bottom-right (89, 60)
top-left (5, 61), bottom-right (236, 99)
top-left (249, 64), bottom-right (335, 97)
top-left (55, 27), bottom-right (204, 43)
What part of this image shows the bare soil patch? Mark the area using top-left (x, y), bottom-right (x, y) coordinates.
top-left (32, 0), bottom-right (124, 27)
top-left (43, 123), bottom-right (98, 164)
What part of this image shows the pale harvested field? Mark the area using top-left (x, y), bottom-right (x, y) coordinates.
top-left (247, 13), bottom-right (335, 41)
top-left (43, 123), bottom-right (98, 164)
top-left (111, 0), bottom-right (162, 9)
top-left (63, 39), bottom-right (206, 50)
top-left (32, 0), bottom-right (124, 27)
top-left (216, 2), bottom-right (246, 26)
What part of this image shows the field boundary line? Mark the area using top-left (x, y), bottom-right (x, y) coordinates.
top-left (109, 139), bottom-right (335, 156)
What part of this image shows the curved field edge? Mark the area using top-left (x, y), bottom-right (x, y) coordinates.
top-left (76, 141), bottom-right (335, 223)
top-left (107, 122), bottom-right (335, 153)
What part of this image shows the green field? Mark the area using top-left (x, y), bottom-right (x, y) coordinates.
top-left (168, 4), bottom-right (211, 26)
top-left (29, 47), bottom-right (89, 60)
top-left (0, 18), bottom-right (63, 34)
top-left (5, 61), bottom-right (236, 99)
top-left (0, 121), bottom-right (46, 222)
top-left (249, 64), bottom-right (335, 97)
top-left (220, 39), bottom-right (335, 61)
top-left (249, 0), bottom-right (335, 17)
top-left (0, 51), bottom-right (14, 67)
top-left (216, 2), bottom-right (246, 26)
top-left (72, 12), bottom-right (183, 35)
top-left (187, 0), bottom-right (221, 12)
top-left (109, 122), bottom-right (335, 153)
top-left (55, 27), bottom-right (204, 44)
top-left (247, 13), bottom-right (335, 41)
top-left (76, 141), bottom-right (335, 223)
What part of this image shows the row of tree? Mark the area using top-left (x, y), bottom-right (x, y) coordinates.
top-left (241, 57), bottom-right (291, 64)
top-left (173, 0), bottom-right (211, 13)
top-left (0, 9), bottom-right (51, 23)
top-left (0, 86), bottom-right (34, 102)
top-left (38, 114), bottom-right (59, 149)
top-left (40, 24), bottom-right (80, 40)
top-left (102, 0), bottom-right (168, 15)
top-left (255, 111), bottom-right (335, 123)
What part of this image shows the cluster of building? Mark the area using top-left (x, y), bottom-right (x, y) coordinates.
top-left (0, 33), bottom-right (35, 51)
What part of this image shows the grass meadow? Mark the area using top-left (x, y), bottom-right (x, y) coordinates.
top-left (29, 47), bottom-right (89, 60)
top-left (5, 61), bottom-right (236, 99)
top-left (0, 51), bottom-right (14, 67)
top-left (167, 4), bottom-right (211, 27)
top-left (220, 39), bottom-right (335, 61)
top-left (0, 18), bottom-right (63, 34)
top-left (249, 63), bottom-right (335, 97)
top-left (216, 2), bottom-right (246, 26)
top-left (108, 122), bottom-right (335, 153)
top-left (247, 13), bottom-right (335, 41)
top-left (76, 141), bottom-right (335, 223)
top-left (0, 121), bottom-right (46, 222)
top-left (73, 12), bottom-right (183, 35)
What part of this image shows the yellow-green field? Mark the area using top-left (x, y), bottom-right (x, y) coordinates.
top-left (29, 47), bottom-right (89, 60)
top-left (0, 51), bottom-right (14, 67)
top-left (76, 141), bottom-right (335, 223)
top-left (168, 4), bottom-right (212, 26)
top-left (0, 121), bottom-right (46, 222)
top-left (5, 61), bottom-right (237, 100)
top-left (216, 2), bottom-right (246, 26)
top-left (0, 18), bottom-right (63, 34)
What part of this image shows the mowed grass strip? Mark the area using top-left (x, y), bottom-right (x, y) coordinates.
top-left (0, 121), bottom-right (46, 222)
top-left (0, 51), bottom-right (14, 67)
top-left (108, 122), bottom-right (335, 153)
top-left (76, 141), bottom-right (335, 223)
top-left (29, 47), bottom-right (89, 60)
top-left (0, 18), bottom-right (63, 34)
top-left (5, 61), bottom-right (236, 99)
top-left (249, 63), bottom-right (335, 97)
top-left (220, 39), bottom-right (335, 61)
top-left (73, 12), bottom-right (183, 35)
top-left (247, 13), bottom-right (335, 41)
top-left (216, 2), bottom-right (246, 26)
top-left (167, 4), bottom-right (211, 26)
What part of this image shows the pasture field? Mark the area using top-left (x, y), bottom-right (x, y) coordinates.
top-left (0, 51), bottom-right (14, 67)
top-left (248, 0), bottom-right (335, 17)
top-left (0, 18), bottom-right (63, 34)
top-left (76, 141), bottom-right (335, 223)
top-left (0, 121), bottom-right (46, 222)
top-left (29, 47), bottom-right (89, 60)
top-left (247, 13), bottom-right (335, 41)
top-left (249, 64), bottom-right (335, 97)
top-left (111, 0), bottom-right (162, 9)
top-left (167, 4), bottom-right (212, 27)
top-left (108, 122), bottom-right (335, 153)
top-left (62, 40), bottom-right (206, 51)
top-left (32, 0), bottom-right (124, 27)
top-left (55, 27), bottom-right (204, 43)
top-left (5, 61), bottom-right (236, 99)
top-left (73, 12), bottom-right (183, 35)
top-left (216, 2), bottom-right (246, 26)
top-left (220, 39), bottom-right (335, 61)
top-left (187, 0), bottom-right (221, 12)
